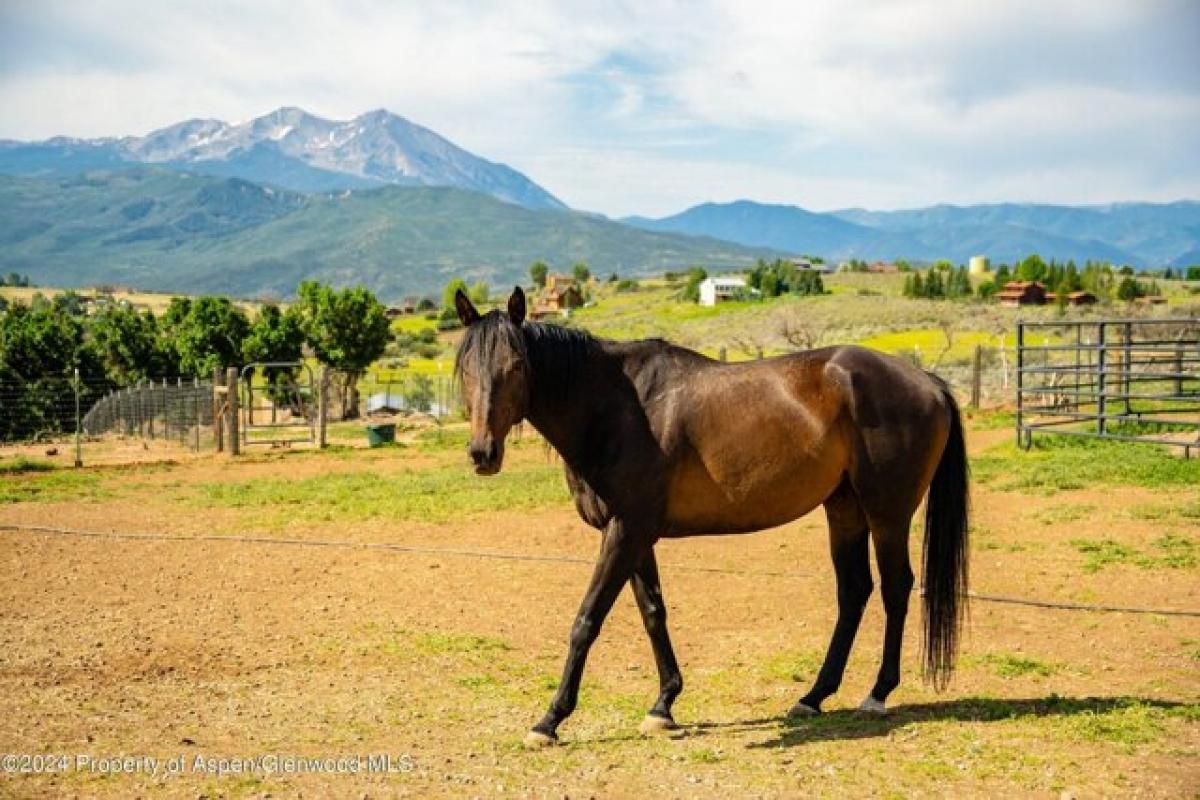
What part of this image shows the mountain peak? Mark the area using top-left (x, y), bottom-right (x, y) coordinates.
top-left (0, 107), bottom-right (566, 210)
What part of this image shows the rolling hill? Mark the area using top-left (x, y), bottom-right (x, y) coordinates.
top-left (627, 199), bottom-right (1200, 267)
top-left (0, 170), bottom-right (778, 298)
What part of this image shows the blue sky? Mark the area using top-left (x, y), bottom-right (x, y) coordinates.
top-left (1, 0), bottom-right (1197, 216)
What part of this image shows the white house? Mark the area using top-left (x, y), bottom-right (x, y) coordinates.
top-left (790, 257), bottom-right (831, 273)
top-left (699, 276), bottom-right (750, 306)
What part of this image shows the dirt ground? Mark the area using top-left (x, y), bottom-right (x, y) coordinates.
top-left (0, 423), bottom-right (1197, 798)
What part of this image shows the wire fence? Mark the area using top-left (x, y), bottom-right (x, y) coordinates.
top-left (83, 377), bottom-right (215, 447)
top-left (0, 375), bottom-right (216, 466)
top-left (0, 376), bottom-right (108, 444)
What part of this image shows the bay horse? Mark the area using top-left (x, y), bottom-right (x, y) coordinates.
top-left (453, 287), bottom-right (969, 747)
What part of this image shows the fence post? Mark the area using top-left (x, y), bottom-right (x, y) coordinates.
top-left (213, 367), bottom-right (225, 453)
top-left (317, 367), bottom-right (328, 449)
top-left (719, 347), bottom-right (727, 362)
top-left (1176, 344), bottom-right (1184, 398)
top-left (1015, 322), bottom-right (1025, 447)
top-left (73, 367), bottom-right (82, 468)
top-left (1097, 322), bottom-right (1108, 437)
top-left (1122, 321), bottom-right (1133, 416)
top-left (970, 344), bottom-right (982, 409)
top-left (226, 367), bottom-right (240, 456)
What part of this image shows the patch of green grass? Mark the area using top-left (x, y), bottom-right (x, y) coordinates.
top-left (0, 468), bottom-right (114, 503)
top-left (0, 456), bottom-right (57, 474)
top-left (1149, 532), bottom-right (1196, 569)
top-left (1030, 503), bottom-right (1094, 525)
top-left (1063, 700), bottom-right (1168, 748)
top-left (686, 747), bottom-right (725, 764)
top-left (856, 328), bottom-right (994, 362)
top-left (414, 630), bottom-right (513, 655)
top-left (760, 649), bottom-right (825, 684)
top-left (1070, 534), bottom-right (1196, 572)
top-left (966, 409), bottom-right (1016, 431)
top-left (190, 460), bottom-right (568, 525)
top-left (973, 652), bottom-right (1057, 678)
top-left (1070, 539), bottom-right (1141, 573)
top-left (973, 437), bottom-right (1200, 494)
top-left (456, 674), bottom-right (503, 691)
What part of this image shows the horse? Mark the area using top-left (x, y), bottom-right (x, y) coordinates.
top-left (452, 286), bottom-right (969, 747)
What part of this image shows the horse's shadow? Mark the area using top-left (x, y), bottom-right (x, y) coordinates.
top-left (670, 695), bottom-right (1186, 749)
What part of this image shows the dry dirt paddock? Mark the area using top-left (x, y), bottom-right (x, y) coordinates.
top-left (0, 417), bottom-right (1197, 798)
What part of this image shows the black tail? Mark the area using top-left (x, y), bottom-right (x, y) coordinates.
top-left (922, 378), bottom-right (970, 690)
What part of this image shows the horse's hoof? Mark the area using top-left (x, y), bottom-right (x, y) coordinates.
top-left (857, 695), bottom-right (887, 715)
top-left (639, 713), bottom-right (679, 734)
top-left (523, 729), bottom-right (558, 749)
top-left (788, 701), bottom-right (820, 717)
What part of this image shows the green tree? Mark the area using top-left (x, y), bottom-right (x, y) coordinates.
top-left (439, 278), bottom-right (470, 328)
top-left (170, 296), bottom-right (250, 378)
top-left (1016, 254), bottom-right (1048, 282)
top-left (295, 280), bottom-right (390, 419)
top-left (681, 267), bottom-right (708, 302)
top-left (993, 263), bottom-right (1012, 286)
top-left (529, 261), bottom-right (548, 288)
top-left (88, 304), bottom-right (175, 384)
top-left (794, 270), bottom-right (825, 296)
top-left (469, 281), bottom-right (489, 305)
top-left (0, 303), bottom-right (108, 440)
top-left (242, 303), bottom-right (307, 408)
top-left (1116, 276), bottom-right (1142, 302)
top-left (572, 262), bottom-right (591, 284)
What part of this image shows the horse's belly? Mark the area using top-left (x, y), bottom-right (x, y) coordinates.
top-left (661, 439), bottom-right (847, 536)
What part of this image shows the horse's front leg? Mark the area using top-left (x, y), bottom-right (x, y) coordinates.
top-left (526, 519), bottom-right (647, 747)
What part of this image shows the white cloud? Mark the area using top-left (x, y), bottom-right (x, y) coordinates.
top-left (1, 0), bottom-right (1197, 214)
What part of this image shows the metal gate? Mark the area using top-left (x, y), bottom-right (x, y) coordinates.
top-left (1016, 318), bottom-right (1200, 456)
top-left (238, 362), bottom-right (317, 447)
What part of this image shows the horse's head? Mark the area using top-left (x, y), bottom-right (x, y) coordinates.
top-left (453, 286), bottom-right (530, 475)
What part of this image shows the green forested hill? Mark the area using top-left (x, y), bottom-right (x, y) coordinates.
top-left (0, 169), bottom-right (776, 298)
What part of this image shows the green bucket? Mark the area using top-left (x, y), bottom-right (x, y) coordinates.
top-left (365, 423), bottom-right (397, 447)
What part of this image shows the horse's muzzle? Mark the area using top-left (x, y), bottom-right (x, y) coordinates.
top-left (469, 439), bottom-right (503, 476)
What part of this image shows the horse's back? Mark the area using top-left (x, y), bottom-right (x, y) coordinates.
top-left (656, 344), bottom-right (950, 535)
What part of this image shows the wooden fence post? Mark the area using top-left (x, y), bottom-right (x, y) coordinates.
top-left (970, 344), bottom-right (983, 408)
top-left (213, 366), bottom-right (225, 453)
top-left (317, 367), bottom-right (328, 449)
top-left (226, 366), bottom-right (240, 456)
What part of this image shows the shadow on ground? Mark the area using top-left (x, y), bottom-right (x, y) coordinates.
top-left (656, 695), bottom-right (1189, 749)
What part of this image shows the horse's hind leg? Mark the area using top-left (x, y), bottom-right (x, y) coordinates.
top-left (861, 514), bottom-right (915, 713)
top-left (791, 481), bottom-right (871, 715)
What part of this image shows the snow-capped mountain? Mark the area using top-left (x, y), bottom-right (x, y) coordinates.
top-left (0, 107), bottom-right (566, 209)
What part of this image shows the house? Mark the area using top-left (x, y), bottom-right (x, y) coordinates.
top-left (867, 261), bottom-right (899, 274)
top-left (698, 276), bottom-right (750, 306)
top-left (530, 275), bottom-right (585, 319)
top-left (789, 257), bottom-right (831, 273)
top-left (1046, 291), bottom-right (1098, 306)
top-left (996, 281), bottom-right (1048, 307)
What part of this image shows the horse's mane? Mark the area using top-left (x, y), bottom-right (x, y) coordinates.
top-left (455, 312), bottom-right (600, 411)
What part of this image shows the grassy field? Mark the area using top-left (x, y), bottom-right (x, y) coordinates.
top-left (0, 418), bottom-right (1196, 797)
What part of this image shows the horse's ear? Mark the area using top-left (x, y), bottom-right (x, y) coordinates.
top-left (507, 285), bottom-right (526, 326)
top-left (455, 288), bottom-right (480, 326)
